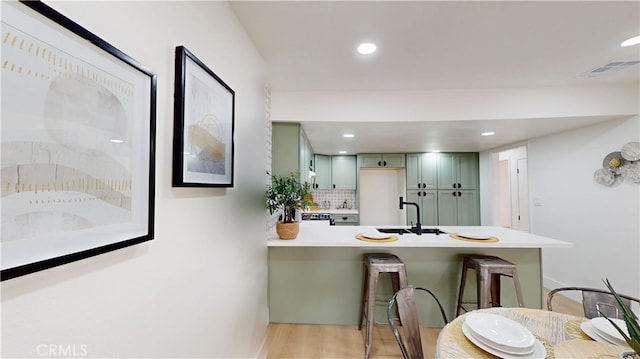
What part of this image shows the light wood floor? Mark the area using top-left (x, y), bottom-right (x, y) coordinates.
top-left (265, 289), bottom-right (584, 358)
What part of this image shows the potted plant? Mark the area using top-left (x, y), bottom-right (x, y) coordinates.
top-left (602, 279), bottom-right (640, 359)
top-left (266, 172), bottom-right (313, 240)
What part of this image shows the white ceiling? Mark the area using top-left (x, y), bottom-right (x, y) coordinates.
top-left (230, 1), bottom-right (640, 153)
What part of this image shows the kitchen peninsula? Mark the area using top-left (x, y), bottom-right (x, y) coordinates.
top-left (267, 222), bottom-right (572, 326)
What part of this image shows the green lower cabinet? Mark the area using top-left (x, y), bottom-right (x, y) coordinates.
top-left (333, 214), bottom-right (359, 226)
top-left (437, 189), bottom-right (479, 225)
top-left (405, 189), bottom-right (438, 226)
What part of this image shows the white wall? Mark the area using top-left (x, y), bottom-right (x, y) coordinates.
top-left (1, 2), bottom-right (268, 358)
top-left (529, 116), bottom-right (640, 297)
top-left (272, 84), bottom-right (639, 123)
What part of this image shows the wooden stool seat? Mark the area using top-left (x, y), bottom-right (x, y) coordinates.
top-left (358, 253), bottom-right (408, 359)
top-left (456, 255), bottom-right (525, 316)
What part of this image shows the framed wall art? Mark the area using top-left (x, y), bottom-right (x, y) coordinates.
top-left (173, 46), bottom-right (235, 187)
top-left (1, 1), bottom-right (157, 280)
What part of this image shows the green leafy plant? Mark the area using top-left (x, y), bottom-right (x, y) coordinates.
top-left (602, 279), bottom-right (640, 355)
top-left (266, 172), bottom-right (313, 223)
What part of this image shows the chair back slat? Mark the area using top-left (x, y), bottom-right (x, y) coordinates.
top-left (396, 288), bottom-right (424, 359)
top-left (547, 286), bottom-right (639, 319)
top-left (388, 286), bottom-right (449, 359)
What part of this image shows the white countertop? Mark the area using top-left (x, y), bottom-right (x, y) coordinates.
top-left (267, 221), bottom-right (573, 248)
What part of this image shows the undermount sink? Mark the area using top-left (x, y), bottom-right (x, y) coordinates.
top-left (376, 227), bottom-right (446, 235)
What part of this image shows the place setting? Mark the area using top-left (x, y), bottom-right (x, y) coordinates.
top-left (580, 316), bottom-right (631, 347)
top-left (450, 232), bottom-right (500, 243)
top-left (461, 312), bottom-right (547, 358)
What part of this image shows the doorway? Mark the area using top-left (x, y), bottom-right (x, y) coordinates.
top-left (496, 146), bottom-right (529, 231)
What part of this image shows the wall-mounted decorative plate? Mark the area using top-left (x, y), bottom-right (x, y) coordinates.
top-left (602, 152), bottom-right (627, 174)
top-left (621, 141), bottom-right (640, 161)
top-left (620, 162), bottom-right (640, 183)
top-left (594, 168), bottom-right (616, 186)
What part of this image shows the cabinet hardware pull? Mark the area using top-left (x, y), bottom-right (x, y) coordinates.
top-left (383, 160), bottom-right (387, 166)
top-left (377, 161), bottom-right (382, 166)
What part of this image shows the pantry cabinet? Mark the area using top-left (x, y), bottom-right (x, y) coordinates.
top-left (437, 153), bottom-right (478, 190)
top-left (405, 152), bottom-right (480, 226)
top-left (358, 153), bottom-right (405, 168)
top-left (437, 189), bottom-right (479, 226)
top-left (406, 153), bottom-right (437, 189)
top-left (405, 189), bottom-right (438, 226)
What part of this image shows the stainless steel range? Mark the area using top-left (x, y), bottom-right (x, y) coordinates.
top-left (301, 212), bottom-right (335, 225)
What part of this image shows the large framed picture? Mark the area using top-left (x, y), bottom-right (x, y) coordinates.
top-left (1, 1), bottom-right (157, 280)
top-left (173, 46), bottom-right (235, 187)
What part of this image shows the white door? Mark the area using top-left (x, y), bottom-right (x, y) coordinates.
top-left (516, 158), bottom-right (530, 231)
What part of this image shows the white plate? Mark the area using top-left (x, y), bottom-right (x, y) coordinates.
top-left (465, 313), bottom-right (536, 350)
top-left (590, 317), bottom-right (629, 345)
top-left (580, 321), bottom-right (618, 345)
top-left (457, 233), bottom-right (492, 240)
top-left (359, 232), bottom-right (391, 240)
top-left (462, 322), bottom-right (546, 359)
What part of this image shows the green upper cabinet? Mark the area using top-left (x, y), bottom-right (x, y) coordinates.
top-left (272, 122), bottom-right (313, 183)
top-left (406, 153), bottom-right (438, 190)
top-left (437, 153), bottom-right (479, 190)
top-left (331, 155), bottom-right (357, 190)
top-left (313, 154), bottom-right (331, 189)
top-left (313, 154), bottom-right (356, 190)
top-left (358, 153), bottom-right (405, 168)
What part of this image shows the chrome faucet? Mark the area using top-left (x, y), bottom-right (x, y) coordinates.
top-left (399, 196), bottom-right (422, 235)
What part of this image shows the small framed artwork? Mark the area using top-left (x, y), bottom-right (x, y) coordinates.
top-left (173, 46), bottom-right (235, 187)
top-left (1, 1), bottom-right (157, 280)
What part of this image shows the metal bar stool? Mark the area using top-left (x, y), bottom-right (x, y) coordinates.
top-left (358, 253), bottom-right (409, 359)
top-left (456, 255), bottom-right (525, 316)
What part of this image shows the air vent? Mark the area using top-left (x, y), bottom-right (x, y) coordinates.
top-left (581, 60), bottom-right (640, 77)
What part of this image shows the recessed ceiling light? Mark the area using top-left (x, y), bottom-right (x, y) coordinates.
top-left (357, 43), bottom-right (376, 55)
top-left (343, 133), bottom-right (355, 138)
top-left (481, 131), bottom-right (495, 136)
top-left (621, 35), bottom-right (640, 47)
top-left (430, 150), bottom-right (441, 153)
top-left (339, 151), bottom-right (347, 154)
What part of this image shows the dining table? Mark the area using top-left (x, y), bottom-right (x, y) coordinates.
top-left (435, 307), bottom-right (631, 359)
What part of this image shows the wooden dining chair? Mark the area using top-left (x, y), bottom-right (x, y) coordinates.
top-left (387, 286), bottom-right (449, 359)
top-left (547, 286), bottom-right (640, 319)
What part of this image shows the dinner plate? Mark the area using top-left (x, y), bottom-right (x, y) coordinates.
top-left (580, 321), bottom-right (618, 345)
top-left (457, 233), bottom-right (492, 240)
top-left (590, 317), bottom-right (629, 345)
top-left (359, 232), bottom-right (391, 240)
top-left (464, 313), bottom-right (536, 350)
top-left (462, 322), bottom-right (546, 359)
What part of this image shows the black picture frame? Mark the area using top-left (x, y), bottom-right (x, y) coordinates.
top-left (1, 1), bottom-right (157, 280)
top-left (172, 46), bottom-right (235, 187)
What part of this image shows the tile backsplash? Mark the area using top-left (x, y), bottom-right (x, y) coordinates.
top-left (311, 189), bottom-right (356, 210)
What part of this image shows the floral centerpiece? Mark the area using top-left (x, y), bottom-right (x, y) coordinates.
top-left (266, 172), bottom-right (313, 239)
